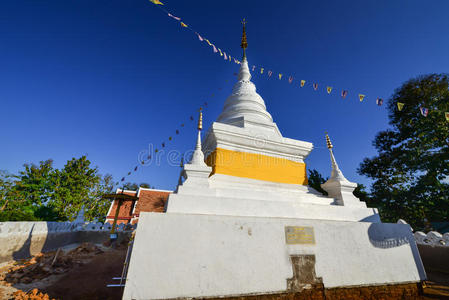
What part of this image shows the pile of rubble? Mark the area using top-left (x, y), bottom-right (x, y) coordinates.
top-left (1, 243), bottom-right (104, 285)
top-left (11, 288), bottom-right (55, 300)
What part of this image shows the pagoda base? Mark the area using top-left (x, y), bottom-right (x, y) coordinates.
top-left (122, 213), bottom-right (426, 300)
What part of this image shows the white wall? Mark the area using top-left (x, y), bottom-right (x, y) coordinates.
top-left (123, 213), bottom-right (426, 300)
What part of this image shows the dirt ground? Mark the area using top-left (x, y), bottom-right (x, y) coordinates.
top-left (0, 244), bottom-right (448, 300)
top-left (0, 242), bottom-right (127, 300)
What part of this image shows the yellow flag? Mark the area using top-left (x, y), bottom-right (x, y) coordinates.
top-left (445, 112), bottom-right (449, 121)
top-left (228, 56), bottom-right (231, 62)
top-left (279, 74), bottom-right (283, 80)
top-left (205, 39), bottom-right (211, 46)
top-left (180, 22), bottom-right (188, 28)
top-left (218, 49), bottom-right (223, 56)
top-left (260, 68), bottom-right (264, 74)
top-left (327, 86), bottom-right (333, 94)
top-left (397, 102), bottom-right (404, 111)
top-left (300, 80), bottom-right (305, 87)
top-left (359, 94), bottom-right (365, 102)
top-left (149, 0), bottom-right (164, 5)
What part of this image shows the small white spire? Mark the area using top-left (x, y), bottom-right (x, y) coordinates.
top-left (189, 108), bottom-right (207, 166)
top-left (325, 133), bottom-right (348, 182)
top-left (321, 133), bottom-right (364, 207)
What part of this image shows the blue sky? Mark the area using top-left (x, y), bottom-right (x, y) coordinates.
top-left (1, 0), bottom-right (448, 191)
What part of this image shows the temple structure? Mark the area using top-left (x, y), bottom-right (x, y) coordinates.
top-left (122, 23), bottom-right (426, 300)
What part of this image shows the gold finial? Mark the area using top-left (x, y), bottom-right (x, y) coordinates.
top-left (241, 18), bottom-right (248, 54)
top-left (325, 131), bottom-right (333, 149)
top-left (198, 107), bottom-right (203, 131)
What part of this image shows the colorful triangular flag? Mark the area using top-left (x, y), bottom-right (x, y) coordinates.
top-left (168, 136), bottom-right (172, 141)
top-left (300, 80), bottom-right (305, 87)
top-left (168, 13), bottom-right (180, 21)
top-left (176, 130), bottom-right (179, 134)
top-left (397, 102), bottom-right (404, 111)
top-left (134, 166), bottom-right (138, 171)
top-left (260, 68), bottom-right (264, 74)
top-left (268, 70), bottom-right (272, 77)
top-left (149, 0), bottom-right (163, 5)
top-left (288, 76), bottom-right (293, 84)
top-left (212, 44), bottom-right (218, 53)
top-left (180, 22), bottom-right (188, 28)
top-left (252, 65), bottom-right (256, 71)
top-left (313, 83), bottom-right (318, 91)
top-left (376, 98), bottom-right (383, 106)
top-left (204, 39), bottom-right (212, 46)
top-left (121, 177), bottom-right (125, 182)
top-left (359, 94), bottom-right (365, 102)
top-left (279, 73), bottom-right (283, 80)
top-left (228, 55), bottom-right (231, 62)
top-left (223, 52), bottom-right (227, 60)
top-left (420, 107), bottom-right (429, 117)
top-left (327, 86), bottom-right (332, 94)
top-left (341, 90), bottom-right (348, 99)
top-left (445, 112), bottom-right (449, 121)
top-left (196, 32), bottom-right (203, 41)
top-left (218, 48), bottom-right (223, 56)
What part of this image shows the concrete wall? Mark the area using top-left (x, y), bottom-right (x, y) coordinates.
top-left (123, 213), bottom-right (425, 300)
top-left (0, 221), bottom-right (133, 263)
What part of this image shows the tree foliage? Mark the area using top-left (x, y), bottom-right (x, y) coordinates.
top-left (307, 169), bottom-right (328, 195)
top-left (0, 156), bottom-right (116, 222)
top-left (358, 74), bottom-right (449, 230)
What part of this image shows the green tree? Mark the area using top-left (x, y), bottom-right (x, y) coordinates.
top-left (83, 173), bottom-right (115, 222)
top-left (307, 169), bottom-right (328, 195)
top-left (0, 161), bottom-right (56, 221)
top-left (358, 74), bottom-right (449, 230)
top-left (51, 156), bottom-right (101, 221)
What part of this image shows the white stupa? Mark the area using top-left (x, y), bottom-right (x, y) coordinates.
top-left (123, 22), bottom-right (425, 300)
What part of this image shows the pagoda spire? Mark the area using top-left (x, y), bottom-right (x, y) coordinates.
top-left (241, 18), bottom-right (248, 58)
top-left (325, 132), bottom-right (347, 182)
top-left (321, 132), bottom-right (363, 207)
top-left (189, 108), bottom-right (206, 166)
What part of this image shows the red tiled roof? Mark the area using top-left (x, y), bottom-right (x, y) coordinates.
top-left (106, 188), bottom-right (171, 224)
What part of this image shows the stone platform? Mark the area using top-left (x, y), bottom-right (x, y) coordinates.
top-left (122, 213), bottom-right (425, 300)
